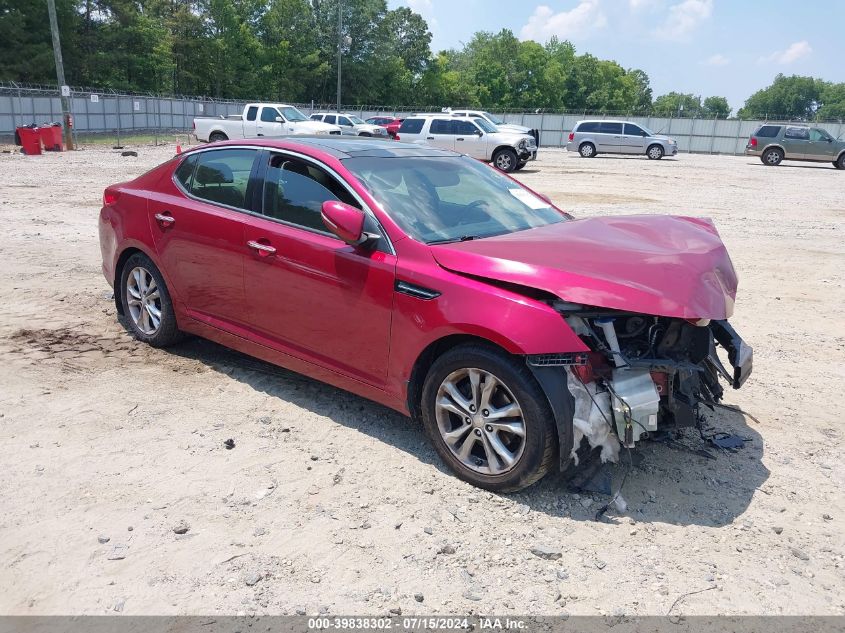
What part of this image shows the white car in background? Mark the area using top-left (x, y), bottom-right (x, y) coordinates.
top-left (310, 112), bottom-right (390, 137)
top-left (397, 115), bottom-right (537, 172)
top-left (193, 103), bottom-right (340, 142)
top-left (449, 109), bottom-right (540, 146)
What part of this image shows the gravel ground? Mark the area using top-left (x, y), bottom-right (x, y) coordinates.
top-left (0, 143), bottom-right (843, 616)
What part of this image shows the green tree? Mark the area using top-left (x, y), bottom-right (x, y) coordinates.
top-left (702, 96), bottom-right (730, 118)
top-left (652, 92), bottom-right (702, 117)
top-left (738, 74), bottom-right (821, 119)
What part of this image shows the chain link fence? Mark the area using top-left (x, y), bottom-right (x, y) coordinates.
top-left (3, 82), bottom-right (844, 153)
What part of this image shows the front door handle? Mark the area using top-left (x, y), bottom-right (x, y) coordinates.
top-left (154, 212), bottom-right (175, 228)
top-left (426, 136), bottom-right (434, 140)
top-left (247, 240), bottom-right (276, 256)
top-left (456, 138), bottom-right (465, 141)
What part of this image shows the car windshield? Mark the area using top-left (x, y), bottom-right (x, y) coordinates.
top-left (343, 155), bottom-right (565, 244)
top-left (280, 106), bottom-right (308, 122)
top-left (348, 115), bottom-right (365, 125)
top-left (483, 112), bottom-right (505, 125)
top-left (473, 118), bottom-right (497, 133)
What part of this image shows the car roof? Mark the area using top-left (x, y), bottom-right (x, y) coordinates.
top-left (577, 119), bottom-right (628, 124)
top-left (188, 137), bottom-right (459, 159)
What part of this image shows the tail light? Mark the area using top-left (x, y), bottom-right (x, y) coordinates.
top-left (394, 134), bottom-right (400, 141)
top-left (103, 188), bottom-right (120, 206)
top-left (568, 132), bottom-right (574, 142)
top-left (749, 137), bottom-right (757, 147)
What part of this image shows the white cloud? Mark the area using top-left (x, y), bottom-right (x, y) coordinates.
top-left (653, 0), bottom-right (712, 40)
top-left (702, 53), bottom-right (730, 66)
top-left (520, 1), bottom-right (607, 42)
top-left (629, 0), bottom-right (660, 10)
top-left (758, 40), bottom-right (813, 64)
top-left (406, 0), bottom-right (438, 29)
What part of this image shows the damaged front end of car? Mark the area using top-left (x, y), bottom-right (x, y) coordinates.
top-left (531, 303), bottom-right (753, 467)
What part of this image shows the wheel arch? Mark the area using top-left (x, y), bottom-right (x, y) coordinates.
top-left (112, 244), bottom-right (172, 316)
top-left (762, 143), bottom-right (786, 155)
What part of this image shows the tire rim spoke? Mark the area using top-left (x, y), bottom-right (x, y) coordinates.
top-left (126, 266), bottom-right (162, 336)
top-left (434, 367), bottom-right (526, 476)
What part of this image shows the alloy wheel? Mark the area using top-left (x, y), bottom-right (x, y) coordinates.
top-left (648, 145), bottom-right (663, 159)
top-left (495, 153), bottom-right (513, 171)
top-left (580, 144), bottom-right (594, 157)
top-left (766, 150), bottom-right (782, 165)
top-left (126, 266), bottom-right (162, 335)
top-left (434, 367), bottom-right (526, 475)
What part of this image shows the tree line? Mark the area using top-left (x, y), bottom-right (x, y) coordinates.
top-left (2, 0), bottom-right (844, 120)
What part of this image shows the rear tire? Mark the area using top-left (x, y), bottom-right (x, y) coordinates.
top-left (579, 142), bottom-right (596, 158)
top-left (208, 131), bottom-right (228, 143)
top-left (420, 344), bottom-right (558, 493)
top-left (761, 147), bottom-right (783, 166)
top-left (835, 154), bottom-right (845, 170)
top-left (647, 144), bottom-right (664, 160)
top-left (119, 253), bottom-right (183, 348)
top-left (358, 132), bottom-right (372, 137)
top-left (493, 148), bottom-right (518, 173)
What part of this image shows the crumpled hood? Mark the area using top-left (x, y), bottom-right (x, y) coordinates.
top-left (430, 215), bottom-right (738, 319)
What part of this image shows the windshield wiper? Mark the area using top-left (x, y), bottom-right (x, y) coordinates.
top-left (428, 235), bottom-right (483, 245)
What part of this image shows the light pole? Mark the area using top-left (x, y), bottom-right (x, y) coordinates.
top-left (46, 0), bottom-right (74, 149)
top-left (336, 1), bottom-right (342, 112)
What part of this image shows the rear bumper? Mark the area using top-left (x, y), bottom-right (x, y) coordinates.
top-left (745, 147), bottom-right (762, 157)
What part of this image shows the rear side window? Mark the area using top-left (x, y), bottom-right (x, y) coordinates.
top-left (190, 149), bottom-right (257, 211)
top-left (430, 119), bottom-right (454, 134)
top-left (399, 119), bottom-right (424, 134)
top-left (310, 114), bottom-right (322, 121)
top-left (174, 155), bottom-right (197, 189)
top-left (598, 122), bottom-right (623, 134)
top-left (246, 106), bottom-right (258, 122)
top-left (754, 125), bottom-right (780, 138)
top-left (576, 122), bottom-right (599, 133)
top-left (262, 155), bottom-right (358, 232)
top-left (784, 126), bottom-right (809, 140)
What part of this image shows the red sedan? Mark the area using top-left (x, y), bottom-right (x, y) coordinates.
top-left (365, 116), bottom-right (403, 138)
top-left (99, 138), bottom-right (752, 492)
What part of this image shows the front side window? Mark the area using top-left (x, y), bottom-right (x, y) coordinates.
top-left (810, 128), bottom-right (833, 142)
top-left (784, 126), bottom-right (809, 140)
top-left (344, 155), bottom-right (565, 244)
top-left (261, 107), bottom-right (279, 123)
top-left (399, 119), bottom-right (425, 134)
top-left (430, 119), bottom-right (454, 135)
top-left (455, 120), bottom-right (480, 135)
top-left (624, 123), bottom-right (645, 136)
top-left (262, 155), bottom-right (358, 233)
top-left (246, 106), bottom-right (258, 122)
top-left (310, 114), bottom-right (322, 121)
top-left (189, 149), bottom-right (257, 210)
top-left (338, 116), bottom-right (353, 127)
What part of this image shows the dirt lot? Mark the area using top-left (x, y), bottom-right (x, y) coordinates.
top-left (1, 144), bottom-right (843, 616)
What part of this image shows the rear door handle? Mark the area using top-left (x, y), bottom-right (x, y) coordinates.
top-left (247, 240), bottom-right (276, 256)
top-left (154, 212), bottom-right (175, 228)
top-left (426, 136), bottom-right (434, 140)
top-left (456, 138), bottom-right (465, 141)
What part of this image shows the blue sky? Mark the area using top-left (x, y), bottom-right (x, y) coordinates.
top-left (387, 0), bottom-right (845, 112)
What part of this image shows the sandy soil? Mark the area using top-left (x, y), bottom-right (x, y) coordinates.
top-left (1, 144), bottom-right (843, 616)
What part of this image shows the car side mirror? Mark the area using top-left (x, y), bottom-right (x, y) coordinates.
top-left (321, 201), bottom-right (376, 247)
top-left (475, 130), bottom-right (483, 136)
top-left (641, 131), bottom-right (648, 137)
top-left (275, 116), bottom-right (284, 123)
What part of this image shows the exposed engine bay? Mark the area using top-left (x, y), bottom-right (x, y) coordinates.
top-left (537, 302), bottom-right (753, 464)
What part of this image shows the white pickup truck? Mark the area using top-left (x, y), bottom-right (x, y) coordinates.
top-left (193, 103), bottom-right (341, 142)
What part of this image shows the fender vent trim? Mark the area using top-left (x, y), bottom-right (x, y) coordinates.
top-left (395, 280), bottom-right (441, 300)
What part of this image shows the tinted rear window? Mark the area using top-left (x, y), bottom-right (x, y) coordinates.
top-left (755, 125), bottom-right (781, 138)
top-left (576, 122), bottom-right (599, 133)
top-left (399, 119), bottom-right (425, 134)
top-left (598, 122), bottom-right (623, 134)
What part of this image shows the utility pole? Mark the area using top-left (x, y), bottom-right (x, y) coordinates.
top-left (336, 0), bottom-right (342, 112)
top-left (46, 0), bottom-right (74, 149)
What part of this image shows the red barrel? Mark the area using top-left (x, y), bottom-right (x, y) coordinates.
top-left (39, 124), bottom-right (63, 151)
top-left (16, 126), bottom-right (42, 155)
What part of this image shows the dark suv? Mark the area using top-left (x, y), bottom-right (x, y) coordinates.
top-left (746, 124), bottom-right (845, 169)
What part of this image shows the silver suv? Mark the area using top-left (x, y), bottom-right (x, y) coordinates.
top-left (397, 116), bottom-right (537, 172)
top-left (567, 120), bottom-right (677, 160)
top-left (310, 112), bottom-right (389, 137)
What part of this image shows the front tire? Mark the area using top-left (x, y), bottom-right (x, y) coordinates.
top-left (761, 147), bottom-right (783, 166)
top-left (120, 253), bottom-right (182, 347)
top-left (208, 131), bottom-right (228, 143)
top-left (835, 154), bottom-right (845, 170)
top-left (358, 132), bottom-right (372, 137)
top-left (493, 148), bottom-right (518, 173)
top-left (420, 344), bottom-right (558, 493)
top-left (513, 161), bottom-right (527, 171)
top-left (647, 144), bottom-right (664, 160)
top-left (579, 142), bottom-right (596, 158)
